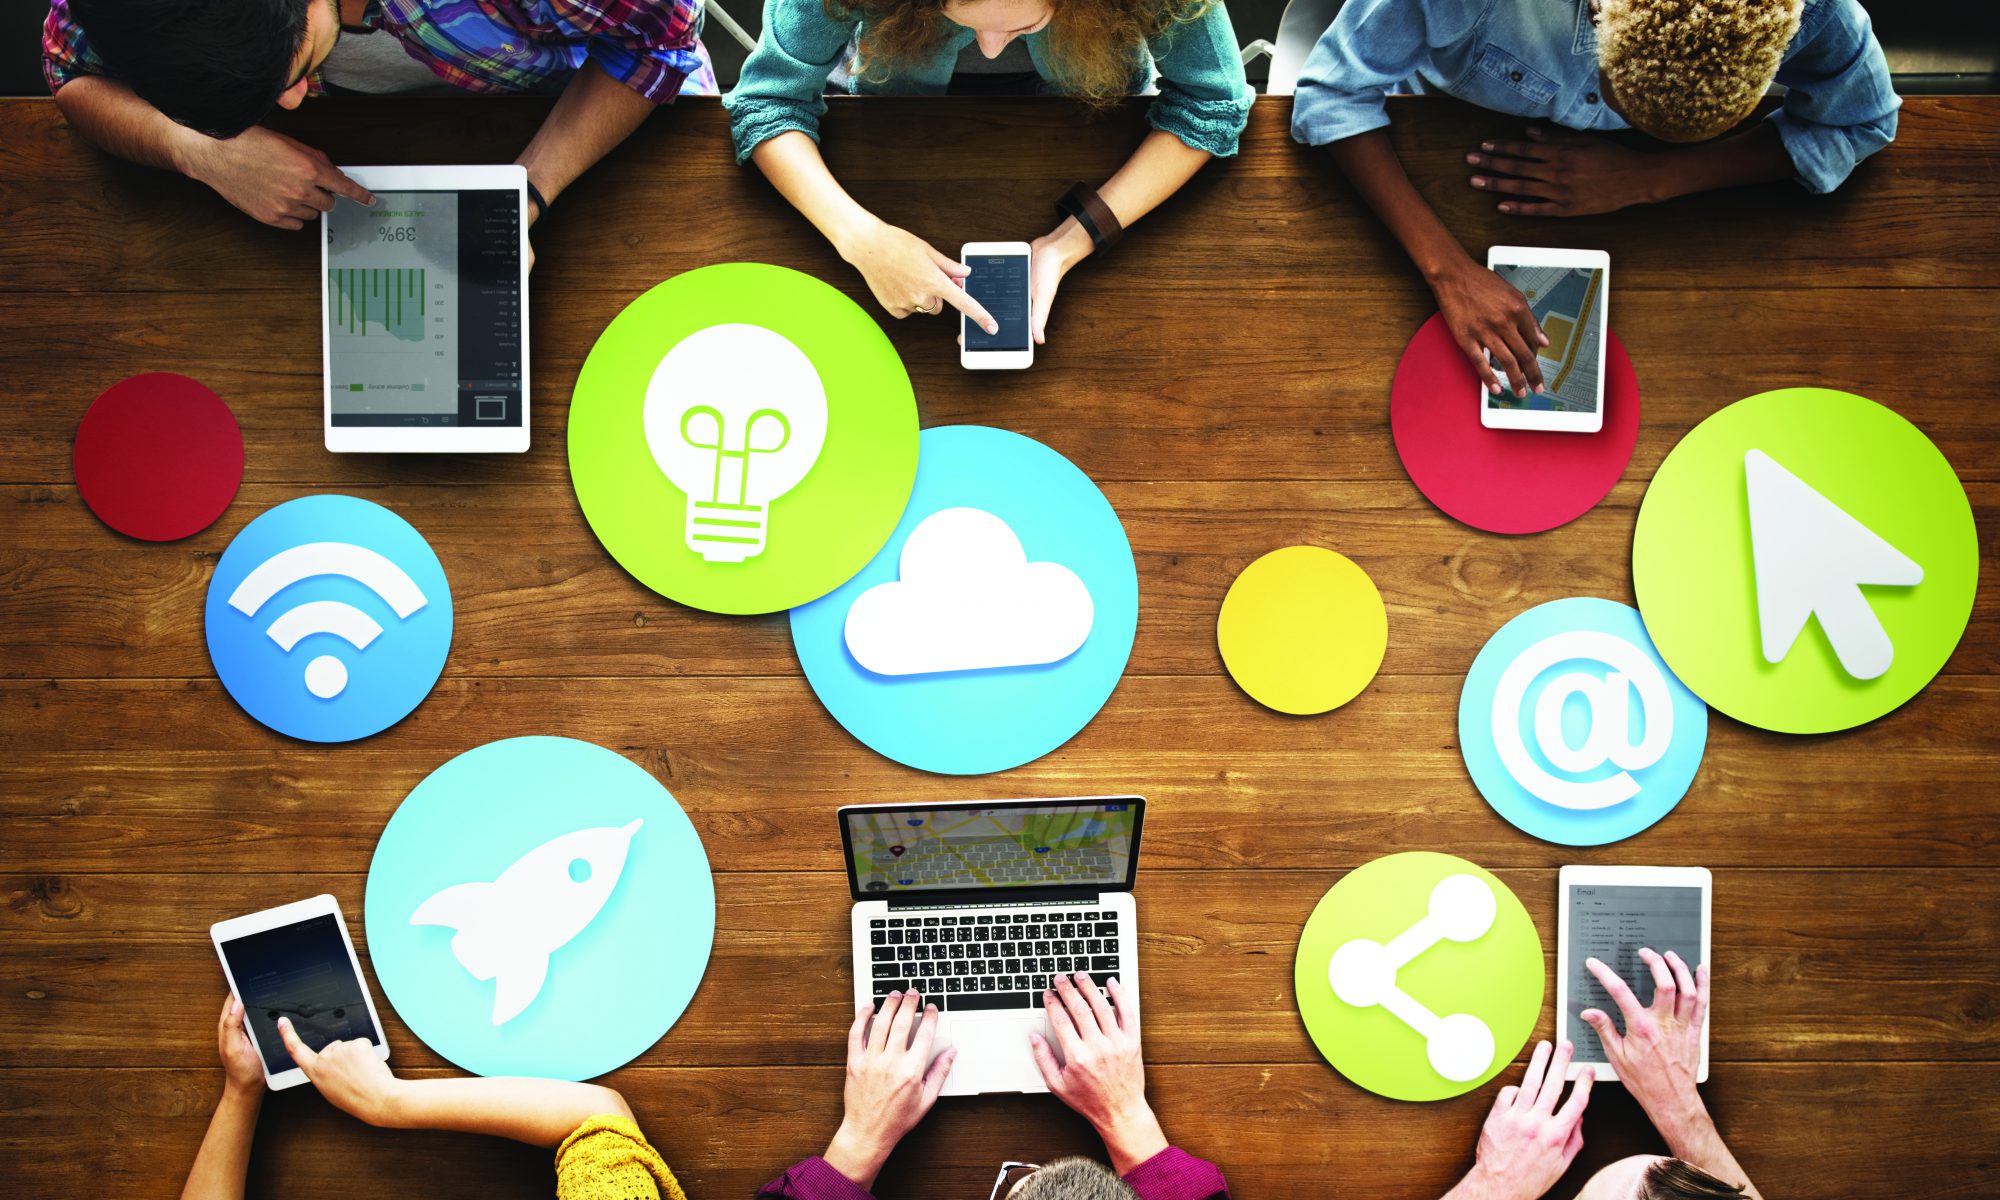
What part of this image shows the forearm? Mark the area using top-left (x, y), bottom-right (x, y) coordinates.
top-left (1653, 1093), bottom-right (1763, 1200)
top-left (377, 1076), bottom-right (634, 1149)
top-left (1328, 127), bottom-right (1472, 282)
top-left (1644, 123), bottom-right (1791, 203)
top-left (180, 1084), bottom-right (262, 1200)
top-left (54, 76), bottom-right (208, 176)
top-left (1096, 1104), bottom-right (1170, 1176)
top-left (748, 130), bottom-right (885, 256)
top-left (515, 60), bottom-right (658, 210)
top-left (1093, 130), bottom-right (1211, 231)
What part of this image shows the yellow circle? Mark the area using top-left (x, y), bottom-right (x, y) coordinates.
top-left (1218, 546), bottom-right (1387, 715)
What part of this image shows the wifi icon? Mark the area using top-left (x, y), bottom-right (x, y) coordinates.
top-left (206, 496), bottom-right (454, 742)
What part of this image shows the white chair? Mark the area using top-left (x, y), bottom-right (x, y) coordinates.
top-left (1245, 0), bottom-right (1347, 96)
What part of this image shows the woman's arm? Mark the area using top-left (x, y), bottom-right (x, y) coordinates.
top-left (1025, 131), bottom-right (1211, 342)
top-left (749, 131), bottom-right (996, 331)
top-left (1329, 127), bottom-right (1545, 395)
top-left (276, 1018), bottom-right (632, 1149)
top-left (181, 997), bottom-right (267, 1200)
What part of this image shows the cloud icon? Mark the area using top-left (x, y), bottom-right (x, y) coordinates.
top-left (844, 507), bottom-right (1094, 676)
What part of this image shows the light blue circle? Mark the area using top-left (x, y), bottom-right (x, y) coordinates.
top-left (364, 737), bottom-right (715, 1079)
top-left (204, 494), bottom-right (452, 743)
top-left (1458, 598), bottom-right (1708, 846)
top-left (789, 426), bottom-right (1138, 775)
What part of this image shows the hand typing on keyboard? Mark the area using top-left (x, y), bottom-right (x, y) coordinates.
top-left (821, 990), bottom-right (957, 1190)
top-left (1029, 972), bottom-right (1171, 1176)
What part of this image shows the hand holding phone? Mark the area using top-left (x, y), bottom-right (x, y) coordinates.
top-left (1479, 246), bottom-right (1608, 433)
top-left (960, 242), bottom-right (1033, 370)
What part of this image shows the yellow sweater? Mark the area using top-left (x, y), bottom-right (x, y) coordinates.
top-left (554, 1115), bottom-right (688, 1200)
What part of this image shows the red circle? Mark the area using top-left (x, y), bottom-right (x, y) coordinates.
top-left (73, 373), bottom-right (244, 541)
top-left (1390, 314), bottom-right (1639, 535)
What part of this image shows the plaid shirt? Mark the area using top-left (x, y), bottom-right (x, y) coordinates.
top-left (44, 0), bottom-right (715, 105)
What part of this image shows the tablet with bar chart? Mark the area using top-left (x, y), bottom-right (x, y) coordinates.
top-left (321, 165), bottom-right (529, 453)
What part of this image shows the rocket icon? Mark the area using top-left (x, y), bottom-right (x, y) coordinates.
top-left (410, 819), bottom-right (643, 1025)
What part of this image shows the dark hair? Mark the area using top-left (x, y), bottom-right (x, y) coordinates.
top-left (1639, 1158), bottom-right (1749, 1199)
top-left (69, 0), bottom-right (315, 137)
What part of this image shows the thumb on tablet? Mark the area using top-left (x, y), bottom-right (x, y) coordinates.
top-left (276, 1016), bottom-right (319, 1072)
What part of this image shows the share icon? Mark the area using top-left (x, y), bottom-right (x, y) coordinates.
top-left (1326, 873), bottom-right (1499, 1082)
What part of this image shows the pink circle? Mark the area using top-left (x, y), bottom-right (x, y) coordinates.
top-left (73, 373), bottom-right (243, 541)
top-left (1390, 314), bottom-right (1639, 535)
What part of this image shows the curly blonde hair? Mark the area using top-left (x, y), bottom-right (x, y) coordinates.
top-left (1596, 0), bottom-right (1803, 142)
top-left (831, 0), bottom-right (1210, 103)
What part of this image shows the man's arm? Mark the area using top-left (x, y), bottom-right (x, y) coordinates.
top-left (1581, 950), bottom-right (1762, 1200)
top-left (1329, 128), bottom-right (1547, 397)
top-left (53, 75), bottom-right (373, 229)
top-left (275, 1018), bottom-right (632, 1149)
top-left (512, 58), bottom-right (658, 219)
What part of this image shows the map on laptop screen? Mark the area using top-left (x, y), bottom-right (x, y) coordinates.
top-left (847, 802), bottom-right (1136, 894)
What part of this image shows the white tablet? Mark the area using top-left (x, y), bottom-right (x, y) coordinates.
top-left (1557, 865), bottom-right (1710, 1083)
top-left (322, 164), bottom-right (529, 453)
top-left (1480, 246), bottom-right (1608, 434)
top-left (210, 894), bottom-right (389, 1090)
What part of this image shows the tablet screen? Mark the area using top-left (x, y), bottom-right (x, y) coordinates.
top-left (1488, 259), bottom-right (1604, 416)
top-left (325, 189), bottom-right (522, 429)
top-left (1565, 883), bottom-right (1703, 1061)
top-left (219, 912), bottom-right (380, 1072)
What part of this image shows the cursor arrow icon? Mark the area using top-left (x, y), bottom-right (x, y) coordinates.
top-left (1744, 448), bottom-right (1923, 681)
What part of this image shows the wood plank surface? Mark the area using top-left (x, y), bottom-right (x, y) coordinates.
top-left (1, 92), bottom-right (1995, 1200)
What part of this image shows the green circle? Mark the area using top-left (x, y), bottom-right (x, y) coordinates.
top-left (1294, 852), bottom-right (1543, 1102)
top-left (1632, 389), bottom-right (1977, 734)
top-left (568, 264), bottom-right (919, 614)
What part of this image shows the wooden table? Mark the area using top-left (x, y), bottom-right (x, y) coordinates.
top-left (2, 93), bottom-right (1996, 1199)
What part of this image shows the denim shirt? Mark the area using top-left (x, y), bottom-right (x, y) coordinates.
top-left (724, 0), bottom-right (1253, 162)
top-left (1290, 0), bottom-right (1899, 193)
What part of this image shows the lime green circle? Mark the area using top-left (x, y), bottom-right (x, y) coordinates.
top-left (1294, 852), bottom-right (1543, 1102)
top-left (568, 264), bottom-right (919, 615)
top-left (1632, 389), bottom-right (1977, 734)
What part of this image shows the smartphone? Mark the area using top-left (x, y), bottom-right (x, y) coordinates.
top-left (1479, 246), bottom-right (1609, 433)
top-left (960, 241), bottom-right (1033, 370)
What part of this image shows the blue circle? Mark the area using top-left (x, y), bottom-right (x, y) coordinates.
top-left (1458, 598), bottom-right (1708, 846)
top-left (364, 737), bottom-right (715, 1079)
top-left (789, 426), bottom-right (1138, 775)
top-left (204, 495), bottom-right (452, 742)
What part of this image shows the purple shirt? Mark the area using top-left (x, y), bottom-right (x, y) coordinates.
top-left (760, 1148), bottom-right (1230, 1200)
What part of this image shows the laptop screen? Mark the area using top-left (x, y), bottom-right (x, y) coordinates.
top-left (840, 797), bottom-right (1143, 900)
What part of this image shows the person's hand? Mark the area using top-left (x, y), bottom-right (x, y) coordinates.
top-left (276, 1016), bottom-right (405, 1126)
top-left (1581, 949), bottom-right (1708, 1124)
top-left (1466, 126), bottom-right (1661, 217)
top-left (178, 125), bottom-right (375, 230)
top-left (1431, 259), bottom-right (1547, 397)
top-left (823, 991), bottom-right (956, 1189)
top-left (1453, 1040), bottom-right (1593, 1200)
top-left (1031, 972), bottom-right (1167, 1174)
top-left (1026, 219), bottom-right (1094, 346)
top-left (838, 220), bottom-right (997, 333)
top-left (215, 995), bottom-right (266, 1097)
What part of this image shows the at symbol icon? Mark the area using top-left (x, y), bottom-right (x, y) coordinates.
top-left (1490, 630), bottom-right (1675, 810)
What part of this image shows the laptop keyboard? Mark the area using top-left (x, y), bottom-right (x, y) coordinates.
top-left (868, 909), bottom-right (1124, 1012)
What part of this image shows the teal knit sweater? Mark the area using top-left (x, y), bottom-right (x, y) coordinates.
top-left (723, 0), bottom-right (1254, 162)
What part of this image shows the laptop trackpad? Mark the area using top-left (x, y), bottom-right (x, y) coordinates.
top-left (935, 1013), bottom-right (1051, 1096)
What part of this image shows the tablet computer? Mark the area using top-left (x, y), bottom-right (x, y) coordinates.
top-left (210, 894), bottom-right (389, 1090)
top-left (321, 164), bottom-right (529, 453)
top-left (1480, 245), bottom-right (1608, 434)
top-left (1557, 864), bottom-right (1710, 1083)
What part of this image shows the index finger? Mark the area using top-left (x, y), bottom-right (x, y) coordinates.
top-left (847, 998), bottom-right (873, 1058)
top-left (276, 1017), bottom-right (318, 1070)
top-left (316, 163), bottom-right (375, 207)
top-left (1586, 957), bottom-right (1644, 1026)
top-left (936, 274), bottom-right (997, 335)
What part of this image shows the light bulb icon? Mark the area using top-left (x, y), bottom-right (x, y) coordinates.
top-left (642, 324), bottom-right (828, 563)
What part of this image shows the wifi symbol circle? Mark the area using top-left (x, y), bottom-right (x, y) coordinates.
top-left (205, 496), bottom-right (454, 742)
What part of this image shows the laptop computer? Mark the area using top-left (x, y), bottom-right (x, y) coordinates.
top-left (841, 795), bottom-right (1145, 1096)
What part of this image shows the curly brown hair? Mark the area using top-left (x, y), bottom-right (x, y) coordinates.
top-left (828, 0), bottom-right (1210, 102)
